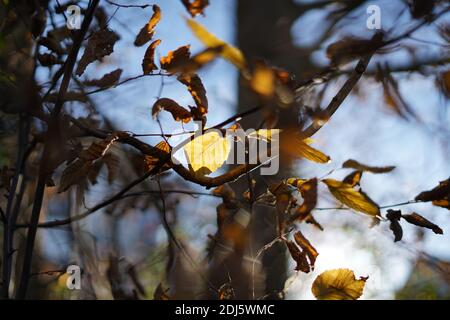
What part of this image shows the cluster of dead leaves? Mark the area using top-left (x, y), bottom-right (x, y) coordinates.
top-left (284, 231), bottom-right (318, 273)
top-left (58, 132), bottom-right (127, 193)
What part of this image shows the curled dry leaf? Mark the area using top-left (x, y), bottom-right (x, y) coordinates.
top-left (144, 141), bottom-right (171, 173)
top-left (322, 179), bottom-right (380, 216)
top-left (290, 178), bottom-right (318, 225)
top-left (142, 39), bottom-right (162, 75)
top-left (386, 209), bottom-right (403, 242)
top-left (402, 212), bottom-right (443, 235)
top-left (134, 5), bottom-right (161, 47)
top-left (181, 0), bottom-right (209, 17)
top-left (183, 131), bottom-right (231, 176)
top-left (312, 269), bottom-right (367, 300)
top-left (84, 69), bottom-right (122, 88)
top-left (343, 159), bottom-right (395, 173)
top-left (152, 98), bottom-right (192, 123)
top-left (285, 240), bottom-right (310, 273)
top-left (160, 45), bottom-right (191, 72)
top-left (76, 29), bottom-right (120, 76)
top-left (186, 18), bottom-right (246, 70)
top-left (269, 181), bottom-right (294, 235)
top-left (293, 230), bottom-right (318, 270)
top-left (415, 178), bottom-right (450, 211)
top-left (343, 170), bottom-right (363, 187)
top-left (177, 73), bottom-right (208, 117)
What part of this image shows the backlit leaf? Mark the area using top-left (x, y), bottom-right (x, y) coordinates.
top-left (343, 170), bottom-right (363, 187)
top-left (152, 98), bottom-right (192, 123)
top-left (285, 240), bottom-right (310, 273)
top-left (142, 39), bottom-right (161, 74)
top-left (134, 5), bottom-right (161, 47)
top-left (160, 45), bottom-right (191, 72)
top-left (250, 61), bottom-right (275, 97)
top-left (294, 230), bottom-right (318, 270)
top-left (177, 73), bottom-right (208, 116)
top-left (322, 179), bottom-right (380, 216)
top-left (184, 131), bottom-right (231, 176)
top-left (186, 18), bottom-right (246, 70)
top-left (312, 269), bottom-right (367, 300)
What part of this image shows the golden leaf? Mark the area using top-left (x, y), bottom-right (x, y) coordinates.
top-left (250, 61), bottom-right (275, 97)
top-left (186, 18), bottom-right (246, 70)
top-left (160, 45), bottom-right (191, 72)
top-left (312, 269), bottom-right (367, 300)
top-left (177, 73), bottom-right (208, 116)
top-left (184, 131), bottom-right (231, 175)
top-left (322, 179), bottom-right (380, 216)
top-left (134, 5), bottom-right (161, 47)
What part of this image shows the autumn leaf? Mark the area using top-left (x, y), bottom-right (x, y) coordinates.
top-left (343, 170), bottom-right (363, 187)
top-left (415, 178), bottom-right (450, 203)
top-left (250, 61), bottom-right (275, 97)
top-left (76, 29), bottom-right (119, 76)
top-left (84, 69), bottom-right (122, 88)
top-left (183, 131), bottom-right (231, 176)
top-left (177, 73), bottom-right (208, 117)
top-left (59, 134), bottom-right (122, 192)
top-left (342, 159), bottom-right (395, 173)
top-left (312, 269), bottom-right (367, 300)
top-left (142, 39), bottom-right (161, 74)
top-left (144, 141), bottom-right (171, 173)
top-left (186, 18), bottom-right (246, 70)
top-left (290, 178), bottom-right (318, 225)
top-left (152, 98), bottom-right (192, 123)
top-left (285, 240), bottom-right (310, 273)
top-left (134, 5), bottom-right (161, 47)
top-left (269, 181), bottom-right (293, 235)
top-left (386, 209), bottom-right (403, 242)
top-left (181, 0), bottom-right (209, 17)
top-left (294, 230), bottom-right (318, 270)
top-left (322, 179), bottom-right (380, 216)
top-left (281, 134), bottom-right (330, 164)
top-left (402, 212), bottom-right (443, 235)
top-left (160, 45), bottom-right (191, 72)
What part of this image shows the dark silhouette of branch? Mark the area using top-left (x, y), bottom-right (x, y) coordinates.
top-left (16, 0), bottom-right (101, 299)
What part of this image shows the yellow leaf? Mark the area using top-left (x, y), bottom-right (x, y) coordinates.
top-left (184, 131), bottom-right (231, 176)
top-left (312, 268), bottom-right (367, 300)
top-left (297, 141), bottom-right (330, 164)
top-left (322, 179), bottom-right (380, 216)
top-left (250, 61), bottom-right (275, 97)
top-left (186, 18), bottom-right (246, 70)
